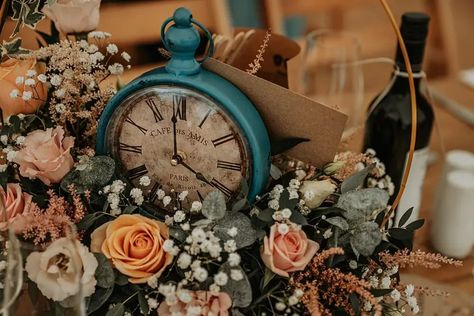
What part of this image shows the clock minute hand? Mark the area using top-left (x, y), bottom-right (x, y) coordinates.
top-left (179, 160), bottom-right (211, 185)
top-left (171, 109), bottom-right (178, 158)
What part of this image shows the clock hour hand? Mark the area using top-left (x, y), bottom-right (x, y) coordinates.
top-left (179, 160), bottom-right (211, 185)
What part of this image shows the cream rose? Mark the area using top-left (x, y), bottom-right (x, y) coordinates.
top-left (299, 179), bottom-right (336, 209)
top-left (157, 291), bottom-right (232, 316)
top-left (42, 0), bottom-right (101, 34)
top-left (25, 238), bottom-right (98, 302)
top-left (0, 57), bottom-right (47, 119)
top-left (13, 126), bottom-right (74, 185)
top-left (261, 223), bottom-right (319, 277)
top-left (91, 214), bottom-right (173, 284)
top-left (0, 183), bottom-right (34, 230)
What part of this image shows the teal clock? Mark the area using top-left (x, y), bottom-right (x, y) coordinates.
top-left (96, 7), bottom-right (270, 208)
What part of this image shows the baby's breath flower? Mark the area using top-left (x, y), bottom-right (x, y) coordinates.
top-left (191, 201), bottom-right (202, 212)
top-left (275, 302), bottom-right (286, 311)
top-left (226, 227), bottom-right (238, 237)
top-left (0, 135), bottom-right (8, 145)
top-left (121, 51), bottom-right (131, 62)
top-left (88, 31), bottom-right (111, 39)
top-left (268, 199), bottom-right (279, 210)
top-left (26, 69), bottom-right (36, 77)
top-left (193, 267), bottom-right (208, 282)
top-left (173, 210), bottom-right (186, 223)
top-left (106, 43), bottom-right (118, 55)
top-left (139, 176), bottom-right (151, 186)
top-left (288, 295), bottom-right (299, 306)
top-left (178, 191), bottom-right (188, 201)
top-left (228, 253), bottom-right (240, 266)
top-left (37, 74), bottom-right (47, 83)
top-left (209, 284), bottom-right (220, 294)
top-left (22, 91), bottom-right (32, 101)
top-left (405, 284), bottom-right (415, 297)
top-left (6, 150), bottom-right (17, 162)
top-left (177, 253), bottom-right (192, 269)
top-left (9, 89), bottom-right (19, 99)
top-left (130, 188), bottom-right (144, 205)
top-left (108, 63), bottom-right (124, 75)
top-left (390, 289), bottom-right (401, 302)
top-left (162, 240), bottom-right (175, 253)
top-left (224, 240), bottom-right (237, 252)
top-left (15, 136), bottom-right (25, 145)
top-left (50, 75), bottom-right (62, 86)
top-left (323, 228), bottom-right (333, 239)
top-left (25, 78), bottom-right (35, 86)
top-left (230, 269), bottom-right (243, 281)
top-left (147, 297), bottom-right (159, 310)
top-left (281, 208), bottom-right (292, 219)
top-left (55, 103), bottom-right (66, 114)
top-left (277, 223), bottom-right (289, 235)
top-left (214, 272), bottom-right (228, 286)
top-left (15, 76), bottom-right (24, 85)
top-left (163, 196), bottom-right (172, 207)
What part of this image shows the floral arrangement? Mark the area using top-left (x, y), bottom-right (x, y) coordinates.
top-left (0, 2), bottom-right (463, 316)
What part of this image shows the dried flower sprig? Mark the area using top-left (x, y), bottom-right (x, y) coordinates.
top-left (379, 249), bottom-right (463, 270)
top-left (246, 29), bottom-right (271, 75)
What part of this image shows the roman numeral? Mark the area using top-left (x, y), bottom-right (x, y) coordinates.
top-left (217, 160), bottom-right (242, 171)
top-left (196, 190), bottom-right (204, 202)
top-left (125, 116), bottom-right (147, 134)
top-left (198, 109), bottom-right (212, 128)
top-left (173, 95), bottom-right (187, 120)
top-left (119, 142), bottom-right (142, 154)
top-left (146, 98), bottom-right (164, 122)
top-left (148, 182), bottom-right (162, 203)
top-left (210, 178), bottom-right (233, 198)
top-left (212, 133), bottom-right (235, 147)
top-left (127, 165), bottom-right (148, 181)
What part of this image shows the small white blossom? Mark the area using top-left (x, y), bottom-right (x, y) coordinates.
top-left (25, 78), bottom-right (35, 86)
top-left (121, 51), bottom-right (131, 62)
top-left (180, 222), bottom-right (190, 231)
top-left (0, 135), bottom-right (8, 145)
top-left (15, 76), bottom-right (24, 85)
top-left (277, 223), bottom-right (289, 235)
top-left (15, 136), bottom-right (25, 145)
top-left (323, 228), bottom-right (333, 239)
top-left (6, 150), bottom-right (17, 162)
top-left (214, 272), bottom-right (228, 286)
top-left (55, 89), bottom-right (65, 98)
top-left (177, 253), bottom-right (192, 269)
top-left (0, 165), bottom-right (7, 172)
top-left (22, 91), bottom-right (32, 101)
top-left (368, 276), bottom-right (379, 288)
top-left (380, 276), bottom-right (391, 288)
top-left (275, 302), bottom-right (286, 311)
top-left (288, 188), bottom-right (299, 199)
top-left (173, 210), bottom-right (186, 223)
top-left (209, 284), bottom-right (220, 294)
top-left (177, 289), bottom-right (193, 303)
top-left (289, 179), bottom-right (301, 189)
top-left (288, 295), bottom-right (298, 306)
top-left (190, 201), bottom-right (202, 212)
top-left (187, 306), bottom-right (201, 316)
top-left (349, 260), bottom-right (358, 270)
top-left (163, 196), bottom-right (172, 207)
top-left (294, 289), bottom-right (304, 298)
top-left (230, 269), bottom-right (243, 281)
top-left (193, 267), bottom-right (208, 282)
top-left (227, 227), bottom-right (238, 237)
top-left (407, 296), bottom-right (418, 309)
top-left (405, 284), bottom-right (415, 297)
top-left (88, 31), bottom-right (111, 39)
top-left (139, 176), bottom-right (151, 186)
top-left (91, 52), bottom-right (105, 64)
top-left (147, 297), bottom-right (159, 309)
top-left (268, 199), bottom-right (279, 210)
top-left (228, 253), bottom-right (241, 266)
top-left (281, 208), bottom-right (292, 219)
top-left (26, 69), bottom-right (36, 77)
top-left (108, 63), bottom-right (124, 75)
top-left (178, 191), bottom-right (188, 201)
top-left (106, 43), bottom-right (118, 55)
top-left (224, 240), bottom-right (237, 253)
top-left (272, 211), bottom-right (283, 222)
top-left (147, 276), bottom-right (158, 288)
top-left (156, 189), bottom-right (165, 200)
top-left (36, 74), bottom-right (47, 83)
top-left (9, 89), bottom-right (19, 99)
top-left (249, 207), bottom-right (260, 216)
top-left (130, 188), bottom-right (144, 205)
top-left (390, 289), bottom-right (401, 302)
top-left (50, 75), bottom-right (62, 86)
top-left (363, 301), bottom-right (372, 312)
top-left (162, 240), bottom-right (174, 253)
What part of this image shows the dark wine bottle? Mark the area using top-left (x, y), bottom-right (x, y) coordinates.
top-left (363, 12), bottom-right (434, 225)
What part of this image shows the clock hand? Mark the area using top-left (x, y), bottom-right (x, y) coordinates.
top-left (171, 108), bottom-right (178, 159)
top-left (179, 160), bottom-right (211, 185)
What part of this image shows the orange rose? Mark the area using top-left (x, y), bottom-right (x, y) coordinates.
top-left (91, 214), bottom-right (173, 284)
top-left (13, 126), bottom-right (74, 185)
top-left (261, 223), bottom-right (319, 277)
top-left (157, 291), bottom-right (232, 316)
top-left (0, 57), bottom-right (47, 119)
top-left (0, 183), bottom-right (34, 230)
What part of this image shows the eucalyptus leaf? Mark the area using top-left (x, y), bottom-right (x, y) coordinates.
top-left (231, 309), bottom-right (246, 316)
top-left (337, 188), bottom-right (389, 222)
top-left (192, 219), bottom-right (213, 227)
top-left (105, 303), bottom-right (124, 316)
top-left (214, 212), bottom-right (257, 249)
top-left (262, 268), bottom-right (275, 289)
top-left (220, 263), bottom-right (252, 308)
top-left (341, 164), bottom-right (374, 193)
top-left (169, 227), bottom-right (188, 243)
top-left (61, 156), bottom-right (115, 193)
top-left (202, 190), bottom-right (226, 220)
top-left (94, 253), bottom-right (114, 288)
top-left (138, 291), bottom-right (149, 315)
top-left (257, 208), bottom-right (275, 223)
top-left (122, 206), bottom-right (137, 214)
top-left (87, 285), bottom-right (114, 313)
top-left (350, 222), bottom-right (382, 257)
top-left (114, 270), bottom-right (129, 286)
top-left (289, 210), bottom-right (308, 225)
top-left (325, 216), bottom-right (349, 231)
top-left (231, 198), bottom-right (247, 212)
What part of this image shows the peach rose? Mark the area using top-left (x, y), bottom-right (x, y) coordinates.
top-left (0, 183), bottom-right (34, 230)
top-left (157, 291), bottom-right (232, 316)
top-left (0, 57), bottom-right (47, 119)
top-left (42, 0), bottom-right (101, 34)
top-left (91, 214), bottom-right (173, 284)
top-left (261, 223), bottom-right (319, 277)
top-left (13, 126), bottom-right (74, 185)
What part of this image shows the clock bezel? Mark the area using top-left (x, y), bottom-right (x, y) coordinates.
top-left (97, 66), bottom-right (271, 202)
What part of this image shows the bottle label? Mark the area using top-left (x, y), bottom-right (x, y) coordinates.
top-left (395, 147), bottom-right (430, 225)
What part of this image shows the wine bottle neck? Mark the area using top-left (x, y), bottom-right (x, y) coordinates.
top-left (394, 39), bottom-right (427, 73)
top-left (391, 68), bottom-right (423, 90)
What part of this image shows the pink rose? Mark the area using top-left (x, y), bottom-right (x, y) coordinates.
top-left (14, 126), bottom-right (74, 185)
top-left (261, 223), bottom-right (319, 277)
top-left (0, 183), bottom-right (34, 230)
top-left (158, 291), bottom-right (232, 316)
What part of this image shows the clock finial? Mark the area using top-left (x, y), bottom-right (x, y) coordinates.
top-left (161, 7), bottom-right (214, 76)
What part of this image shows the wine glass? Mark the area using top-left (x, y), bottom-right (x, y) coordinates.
top-left (302, 30), bottom-right (364, 136)
top-left (0, 227), bottom-right (23, 315)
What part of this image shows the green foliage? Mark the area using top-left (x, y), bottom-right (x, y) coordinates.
top-left (220, 263), bottom-right (252, 308)
top-left (61, 156), bottom-right (115, 193)
top-left (214, 212), bottom-right (257, 249)
top-left (10, 0), bottom-right (45, 36)
top-left (202, 190), bottom-right (227, 220)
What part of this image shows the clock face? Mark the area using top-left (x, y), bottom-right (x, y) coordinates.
top-left (105, 85), bottom-right (250, 209)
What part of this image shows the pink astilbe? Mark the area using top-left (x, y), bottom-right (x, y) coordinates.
top-left (15, 188), bottom-right (86, 246)
top-left (379, 249), bottom-right (463, 269)
top-left (246, 29), bottom-right (271, 75)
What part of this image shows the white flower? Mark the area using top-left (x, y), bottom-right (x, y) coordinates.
top-left (380, 276), bottom-right (391, 288)
top-left (9, 89), bottom-right (19, 99)
top-left (227, 227), bottom-right (238, 237)
top-left (88, 44), bottom-right (98, 53)
top-left (22, 91), bottom-right (32, 101)
top-left (121, 51), bottom-right (131, 62)
top-left (190, 201), bottom-right (202, 212)
top-left (26, 69), bottom-right (36, 77)
top-left (224, 240), bottom-right (237, 252)
top-left (299, 179), bottom-right (336, 209)
top-left (405, 284), bottom-right (415, 297)
top-left (55, 89), bottom-right (66, 98)
top-left (90, 52), bottom-right (105, 64)
top-left (387, 265), bottom-right (399, 276)
top-left (162, 240), bottom-right (174, 253)
top-left (15, 76), bottom-right (24, 85)
top-left (407, 296), bottom-right (417, 308)
top-left (173, 210), bottom-right (186, 223)
top-left (294, 289), bottom-right (304, 298)
top-left (0, 165), bottom-right (7, 172)
top-left (139, 176), bottom-right (151, 186)
top-left (281, 208), bottom-right (292, 219)
top-left (349, 260), bottom-right (357, 269)
top-left (228, 253), bottom-right (240, 266)
top-left (106, 43), bottom-right (118, 55)
top-left (156, 189), bottom-right (166, 200)
top-left (288, 295), bottom-right (298, 306)
top-left (108, 63), bottom-right (124, 75)
top-left (50, 75), bottom-right (62, 86)
top-left (25, 238), bottom-right (98, 301)
top-left (37, 75), bottom-right (46, 84)
top-left (177, 253), bottom-right (192, 269)
top-left (249, 207), bottom-right (260, 216)
top-left (178, 191), bottom-right (188, 201)
top-left (209, 284), bottom-right (220, 294)
top-left (6, 150), bottom-right (17, 162)
top-left (187, 306), bottom-right (202, 316)
top-left (88, 31), bottom-right (111, 39)
top-left (214, 272), bottom-right (228, 286)
top-left (147, 276), bottom-right (158, 289)
top-left (158, 283), bottom-right (176, 296)
top-left (277, 223), bottom-right (289, 235)
top-left (25, 78), bottom-right (36, 86)
top-left (230, 269), bottom-right (243, 281)
top-left (412, 305), bottom-right (420, 314)
top-left (15, 136), bottom-right (25, 145)
top-left (0, 135), bottom-right (8, 145)
top-left (130, 188), bottom-right (144, 205)
top-left (275, 302), bottom-right (286, 311)
top-left (390, 289), bottom-right (401, 302)
top-left (163, 196), bottom-right (172, 207)
top-left (180, 222), bottom-right (190, 231)
top-left (289, 179), bottom-right (300, 189)
top-left (363, 301), bottom-right (372, 312)
top-left (323, 228), bottom-right (333, 239)
top-left (191, 228), bottom-right (206, 242)
top-left (193, 267), bottom-right (208, 282)
top-left (147, 297), bottom-right (159, 309)
top-left (288, 188), bottom-right (299, 199)
top-left (272, 211), bottom-right (283, 221)
top-left (369, 276), bottom-right (379, 287)
top-left (177, 289), bottom-right (193, 303)
top-left (268, 199), bottom-right (279, 210)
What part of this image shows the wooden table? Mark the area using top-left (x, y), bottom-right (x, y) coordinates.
top-left (115, 66), bottom-right (474, 294)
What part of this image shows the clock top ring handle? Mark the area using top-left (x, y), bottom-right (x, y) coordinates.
top-left (160, 7), bottom-right (215, 76)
